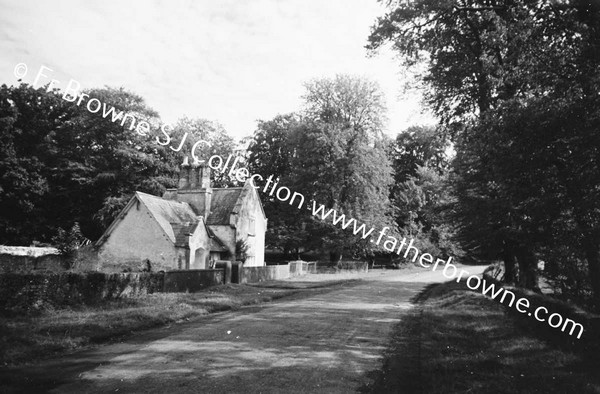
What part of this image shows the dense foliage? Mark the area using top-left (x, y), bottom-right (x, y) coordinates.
top-left (369, 0), bottom-right (600, 309)
top-left (0, 84), bottom-right (236, 244)
top-left (248, 75), bottom-right (396, 262)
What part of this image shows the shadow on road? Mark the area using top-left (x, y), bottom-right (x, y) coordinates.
top-left (360, 280), bottom-right (600, 394)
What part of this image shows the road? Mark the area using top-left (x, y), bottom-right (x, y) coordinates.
top-left (3, 264), bottom-right (486, 393)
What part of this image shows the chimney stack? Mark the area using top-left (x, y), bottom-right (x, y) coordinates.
top-left (174, 156), bottom-right (212, 219)
top-left (178, 156), bottom-right (191, 189)
top-left (189, 159), bottom-right (199, 189)
top-left (198, 160), bottom-right (211, 189)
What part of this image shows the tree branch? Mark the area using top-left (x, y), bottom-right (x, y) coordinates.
top-left (454, 6), bottom-right (506, 12)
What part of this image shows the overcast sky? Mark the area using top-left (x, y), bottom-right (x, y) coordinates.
top-left (0, 0), bottom-right (433, 140)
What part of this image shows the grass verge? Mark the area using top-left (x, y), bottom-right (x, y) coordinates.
top-left (0, 282), bottom-right (340, 367)
top-left (364, 280), bottom-right (600, 393)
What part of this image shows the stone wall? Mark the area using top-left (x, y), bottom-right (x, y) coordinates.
top-left (163, 269), bottom-right (224, 292)
top-left (316, 260), bottom-right (369, 273)
top-left (289, 261), bottom-right (316, 276)
top-left (240, 264), bottom-right (290, 284)
top-left (0, 246), bottom-right (101, 274)
top-left (0, 253), bottom-right (68, 273)
top-left (0, 254), bottom-right (36, 273)
top-left (0, 269), bottom-right (227, 313)
top-left (0, 272), bottom-right (165, 313)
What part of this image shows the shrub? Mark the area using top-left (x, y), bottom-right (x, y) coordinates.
top-left (51, 223), bottom-right (92, 269)
top-left (235, 238), bottom-right (250, 262)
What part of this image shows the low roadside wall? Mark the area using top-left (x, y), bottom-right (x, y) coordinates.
top-left (241, 264), bottom-right (290, 284)
top-left (0, 268), bottom-right (226, 313)
top-left (288, 261), bottom-right (318, 275)
top-left (0, 253), bottom-right (65, 273)
top-left (164, 269), bottom-right (224, 292)
top-left (316, 260), bottom-right (369, 274)
top-left (1, 259), bottom-right (319, 312)
top-left (0, 271), bottom-right (165, 313)
top-left (0, 246), bottom-right (100, 273)
top-left (289, 261), bottom-right (308, 276)
top-left (239, 260), bottom-right (361, 283)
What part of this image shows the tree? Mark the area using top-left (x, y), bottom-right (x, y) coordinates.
top-left (0, 83), bottom-right (72, 244)
top-left (302, 74), bottom-right (387, 139)
top-left (247, 76), bottom-right (394, 262)
top-left (169, 117), bottom-right (237, 187)
top-left (292, 75), bottom-right (394, 262)
top-left (369, 0), bottom-right (600, 303)
top-left (368, 0), bottom-right (599, 126)
top-left (385, 125), bottom-right (458, 264)
top-left (0, 83), bottom-right (179, 244)
top-left (247, 114), bottom-right (298, 181)
top-left (247, 114), bottom-right (309, 258)
top-left (66, 86), bottom-right (177, 238)
top-left (390, 125), bottom-right (450, 184)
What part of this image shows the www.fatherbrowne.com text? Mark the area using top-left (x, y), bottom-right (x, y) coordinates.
top-left (251, 173), bottom-right (585, 340)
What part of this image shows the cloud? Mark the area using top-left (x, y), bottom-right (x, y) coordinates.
top-left (0, 0), bottom-right (433, 139)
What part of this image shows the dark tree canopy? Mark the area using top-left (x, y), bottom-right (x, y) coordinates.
top-left (369, 0), bottom-right (600, 306)
top-left (248, 75), bottom-right (394, 261)
top-left (0, 84), bottom-right (238, 245)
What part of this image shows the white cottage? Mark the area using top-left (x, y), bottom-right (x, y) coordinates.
top-left (95, 161), bottom-right (267, 272)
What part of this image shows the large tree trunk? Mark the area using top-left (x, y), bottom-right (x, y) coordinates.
top-left (581, 234), bottom-right (600, 311)
top-left (501, 248), bottom-right (517, 284)
top-left (515, 246), bottom-right (540, 292)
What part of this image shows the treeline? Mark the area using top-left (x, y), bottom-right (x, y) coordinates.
top-left (0, 84), bottom-right (237, 244)
top-left (0, 76), bottom-right (458, 273)
top-left (369, 0), bottom-right (600, 310)
top-left (245, 75), bottom-right (460, 265)
top-left (4, 0), bottom-right (600, 312)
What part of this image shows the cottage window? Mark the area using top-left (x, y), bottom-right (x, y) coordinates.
top-left (248, 215), bottom-right (255, 236)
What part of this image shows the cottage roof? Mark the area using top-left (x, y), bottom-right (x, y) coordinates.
top-left (172, 222), bottom-right (198, 247)
top-left (207, 188), bottom-right (244, 225)
top-left (135, 192), bottom-right (197, 243)
top-left (207, 226), bottom-right (228, 252)
top-left (136, 192), bottom-right (228, 251)
top-left (96, 177), bottom-right (264, 253)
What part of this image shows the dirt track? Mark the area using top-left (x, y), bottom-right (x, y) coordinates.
top-left (2, 265), bottom-right (486, 393)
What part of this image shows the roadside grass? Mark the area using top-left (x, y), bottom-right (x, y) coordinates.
top-left (0, 283), bottom-right (313, 367)
top-left (365, 280), bottom-right (600, 393)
